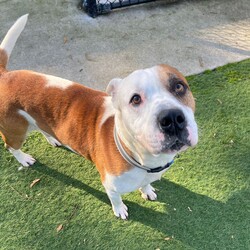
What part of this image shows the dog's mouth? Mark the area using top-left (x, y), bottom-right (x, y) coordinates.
top-left (169, 140), bottom-right (186, 151)
top-left (161, 138), bottom-right (191, 154)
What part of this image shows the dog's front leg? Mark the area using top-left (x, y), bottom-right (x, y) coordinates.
top-left (105, 189), bottom-right (128, 220)
top-left (139, 184), bottom-right (157, 201)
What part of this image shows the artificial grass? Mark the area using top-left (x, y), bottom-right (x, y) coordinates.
top-left (0, 59), bottom-right (249, 250)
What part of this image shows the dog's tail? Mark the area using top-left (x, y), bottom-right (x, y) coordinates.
top-left (0, 14), bottom-right (28, 71)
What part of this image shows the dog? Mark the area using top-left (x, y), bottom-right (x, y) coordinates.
top-left (0, 15), bottom-right (198, 219)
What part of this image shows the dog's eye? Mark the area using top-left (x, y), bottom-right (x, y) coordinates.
top-left (130, 94), bottom-right (142, 106)
top-left (176, 83), bottom-right (184, 91)
top-left (175, 82), bottom-right (186, 94)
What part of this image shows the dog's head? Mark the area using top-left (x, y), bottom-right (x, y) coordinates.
top-left (107, 64), bottom-right (198, 157)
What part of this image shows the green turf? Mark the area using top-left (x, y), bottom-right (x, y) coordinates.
top-left (0, 60), bottom-right (249, 250)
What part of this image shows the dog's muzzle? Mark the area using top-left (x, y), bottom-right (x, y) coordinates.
top-left (158, 109), bottom-right (190, 151)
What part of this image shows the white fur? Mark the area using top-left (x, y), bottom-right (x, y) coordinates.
top-left (44, 74), bottom-right (74, 89)
top-left (109, 67), bottom-right (198, 167)
top-left (0, 14), bottom-right (28, 59)
top-left (9, 148), bottom-right (36, 167)
top-left (41, 131), bottom-right (62, 147)
top-left (104, 167), bottom-right (166, 194)
top-left (105, 66), bottom-right (198, 219)
top-left (105, 189), bottom-right (128, 219)
top-left (103, 166), bottom-right (170, 219)
top-left (100, 96), bottom-right (115, 127)
top-left (139, 184), bottom-right (157, 200)
top-left (182, 106), bottom-right (199, 146)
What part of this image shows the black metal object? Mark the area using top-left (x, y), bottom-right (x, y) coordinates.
top-left (82, 0), bottom-right (169, 17)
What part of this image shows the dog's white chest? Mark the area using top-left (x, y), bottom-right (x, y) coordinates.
top-left (103, 167), bottom-right (166, 194)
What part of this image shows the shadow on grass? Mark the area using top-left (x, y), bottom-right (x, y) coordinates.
top-left (131, 179), bottom-right (249, 249)
top-left (34, 161), bottom-right (110, 206)
top-left (34, 161), bottom-right (249, 249)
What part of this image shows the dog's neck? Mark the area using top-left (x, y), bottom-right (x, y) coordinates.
top-left (114, 116), bottom-right (175, 169)
top-left (114, 127), bottom-right (174, 173)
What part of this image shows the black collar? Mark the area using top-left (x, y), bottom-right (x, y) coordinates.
top-left (114, 128), bottom-right (174, 173)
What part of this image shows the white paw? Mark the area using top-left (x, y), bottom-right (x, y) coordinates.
top-left (41, 131), bottom-right (61, 147)
top-left (112, 202), bottom-right (128, 220)
top-left (17, 152), bottom-right (36, 167)
top-left (9, 149), bottom-right (36, 167)
top-left (139, 184), bottom-right (157, 201)
top-left (46, 136), bottom-right (61, 147)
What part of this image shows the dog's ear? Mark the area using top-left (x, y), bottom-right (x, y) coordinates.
top-left (106, 78), bottom-right (122, 98)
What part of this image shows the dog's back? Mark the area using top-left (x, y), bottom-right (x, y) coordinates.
top-left (0, 15), bottom-right (108, 166)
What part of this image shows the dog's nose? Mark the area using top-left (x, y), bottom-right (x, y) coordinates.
top-left (158, 109), bottom-right (186, 133)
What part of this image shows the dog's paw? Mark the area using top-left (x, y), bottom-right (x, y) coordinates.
top-left (18, 152), bottom-right (36, 167)
top-left (46, 136), bottom-right (62, 147)
top-left (10, 149), bottom-right (36, 167)
top-left (112, 202), bottom-right (128, 220)
top-left (139, 184), bottom-right (157, 201)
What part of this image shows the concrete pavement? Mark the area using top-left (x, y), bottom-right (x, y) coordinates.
top-left (0, 0), bottom-right (249, 90)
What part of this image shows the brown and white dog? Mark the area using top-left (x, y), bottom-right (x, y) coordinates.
top-left (0, 15), bottom-right (198, 219)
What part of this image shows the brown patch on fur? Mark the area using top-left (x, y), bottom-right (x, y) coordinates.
top-left (96, 117), bottom-right (132, 182)
top-left (157, 64), bottom-right (195, 111)
top-left (0, 110), bottom-right (29, 149)
top-left (0, 49), bottom-right (8, 73)
top-left (0, 69), bottom-right (131, 182)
